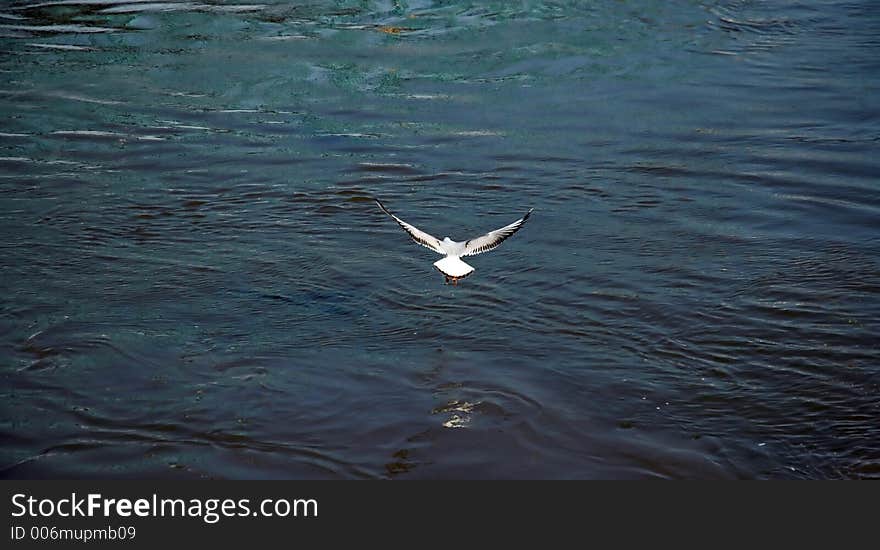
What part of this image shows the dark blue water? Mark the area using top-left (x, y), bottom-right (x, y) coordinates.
top-left (1, 0), bottom-right (878, 479)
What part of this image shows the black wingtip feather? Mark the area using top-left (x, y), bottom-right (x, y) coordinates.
top-left (375, 198), bottom-right (389, 214)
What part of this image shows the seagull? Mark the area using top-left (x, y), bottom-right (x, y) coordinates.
top-left (375, 199), bottom-right (533, 285)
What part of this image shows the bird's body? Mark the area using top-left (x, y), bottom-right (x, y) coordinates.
top-left (375, 199), bottom-right (533, 284)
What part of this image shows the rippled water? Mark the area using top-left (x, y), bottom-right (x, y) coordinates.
top-left (1, 0), bottom-right (878, 479)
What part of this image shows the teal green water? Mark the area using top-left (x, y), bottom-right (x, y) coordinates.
top-left (1, 1), bottom-right (878, 478)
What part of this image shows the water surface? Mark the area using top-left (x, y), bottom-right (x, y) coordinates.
top-left (1, 0), bottom-right (878, 478)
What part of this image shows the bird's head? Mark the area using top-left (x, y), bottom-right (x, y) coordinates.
top-left (442, 237), bottom-right (453, 244)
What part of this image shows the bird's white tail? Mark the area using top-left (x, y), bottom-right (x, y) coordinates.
top-left (433, 256), bottom-right (474, 278)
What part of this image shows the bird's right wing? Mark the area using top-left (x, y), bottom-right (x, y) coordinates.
top-left (462, 209), bottom-right (533, 256)
top-left (375, 199), bottom-right (445, 255)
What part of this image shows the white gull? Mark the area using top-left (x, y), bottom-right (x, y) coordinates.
top-left (375, 199), bottom-right (533, 285)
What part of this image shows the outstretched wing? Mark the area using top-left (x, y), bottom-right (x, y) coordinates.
top-left (375, 199), bottom-right (445, 255)
top-left (463, 208), bottom-right (533, 256)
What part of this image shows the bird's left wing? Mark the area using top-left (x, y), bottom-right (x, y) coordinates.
top-left (462, 208), bottom-right (533, 256)
top-left (375, 199), bottom-right (445, 255)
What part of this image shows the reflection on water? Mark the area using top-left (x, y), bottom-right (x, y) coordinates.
top-left (1, 0), bottom-right (878, 479)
